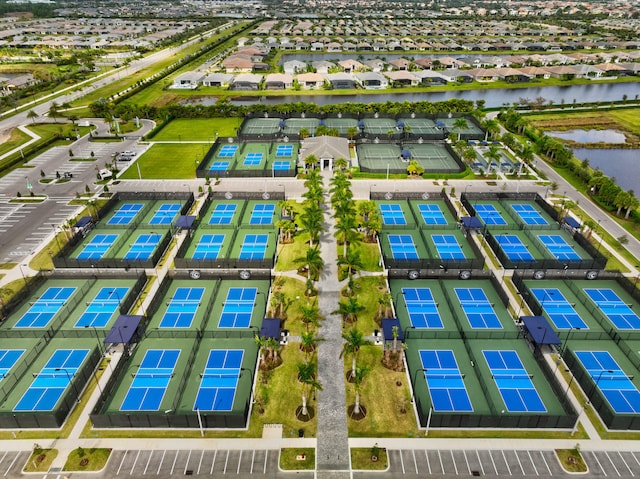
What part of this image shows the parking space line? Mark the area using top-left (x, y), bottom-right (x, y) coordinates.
top-left (130, 450), bottom-right (141, 475)
top-left (605, 452), bottom-right (620, 476)
top-left (489, 451), bottom-right (498, 475)
top-left (451, 450), bottom-right (458, 475)
top-left (250, 450), bottom-right (255, 474)
top-left (437, 450), bottom-right (444, 474)
top-left (425, 450), bottom-right (432, 474)
top-left (223, 450), bottom-right (229, 474)
top-left (157, 450), bottom-right (166, 475)
top-left (0, 452), bottom-right (7, 469)
top-left (617, 452), bottom-right (633, 476)
top-left (502, 450), bottom-right (512, 475)
top-left (463, 450), bottom-right (471, 475)
top-left (514, 450), bottom-right (524, 475)
top-left (399, 448), bottom-right (405, 474)
top-left (527, 451), bottom-right (539, 475)
top-left (210, 450), bottom-right (217, 475)
top-left (170, 450), bottom-right (179, 475)
top-left (589, 451), bottom-right (607, 476)
top-left (237, 450), bottom-right (243, 474)
top-left (3, 453), bottom-right (20, 477)
top-left (264, 450), bottom-right (268, 474)
top-left (476, 451), bottom-right (485, 476)
top-left (116, 450), bottom-right (127, 475)
top-left (411, 450), bottom-right (418, 475)
top-left (631, 452), bottom-right (640, 468)
top-left (143, 451), bottom-right (153, 474)
top-left (197, 450), bottom-right (204, 475)
top-left (184, 450), bottom-right (192, 475)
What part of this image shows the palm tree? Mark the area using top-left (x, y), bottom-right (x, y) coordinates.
top-left (334, 296), bottom-right (365, 325)
top-left (357, 200), bottom-right (377, 223)
top-left (334, 215), bottom-right (359, 257)
top-left (303, 153), bottom-right (317, 171)
top-left (361, 212), bottom-right (381, 243)
top-left (337, 248), bottom-right (365, 281)
top-left (300, 330), bottom-right (322, 359)
top-left (484, 146), bottom-right (501, 173)
top-left (346, 126), bottom-right (358, 142)
top-left (294, 247), bottom-right (324, 284)
top-left (27, 110), bottom-right (38, 124)
top-left (297, 362), bottom-right (322, 418)
top-left (48, 102), bottom-right (60, 123)
top-left (334, 157), bottom-right (348, 172)
top-left (351, 366), bottom-right (370, 417)
top-left (340, 328), bottom-right (369, 380)
top-left (298, 203), bottom-right (325, 247)
top-left (452, 117), bottom-right (468, 140)
top-left (275, 219), bottom-right (296, 243)
top-left (406, 159), bottom-right (424, 176)
top-left (300, 300), bottom-right (321, 331)
top-left (255, 335), bottom-right (270, 368)
top-left (277, 199), bottom-right (296, 218)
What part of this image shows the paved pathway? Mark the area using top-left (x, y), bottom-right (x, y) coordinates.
top-left (315, 170), bottom-right (351, 477)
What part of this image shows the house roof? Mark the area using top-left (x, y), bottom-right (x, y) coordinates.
top-left (298, 135), bottom-right (350, 162)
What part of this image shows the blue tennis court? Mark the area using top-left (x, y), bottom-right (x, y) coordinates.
top-left (402, 287), bottom-right (443, 328)
top-left (75, 287), bottom-right (128, 328)
top-left (124, 233), bottom-right (162, 260)
top-left (239, 234), bottom-right (268, 259)
top-left (276, 145), bottom-right (293, 157)
top-left (77, 234), bottom-right (119, 260)
top-left (483, 350), bottom-right (546, 413)
top-left (455, 288), bottom-right (502, 328)
top-left (419, 349), bottom-right (473, 412)
top-left (193, 234), bottom-right (225, 260)
top-left (14, 349), bottom-right (89, 411)
top-left (475, 204), bottom-right (507, 225)
top-left (511, 204), bottom-right (548, 225)
top-left (574, 350), bottom-right (640, 414)
top-left (107, 203), bottom-right (143, 225)
top-left (210, 161), bottom-right (230, 171)
top-left (161, 287), bottom-right (205, 328)
top-left (273, 161), bottom-right (290, 170)
top-left (243, 152), bottom-right (264, 166)
top-left (0, 349), bottom-right (25, 379)
top-left (388, 235), bottom-right (418, 260)
top-left (583, 288), bottom-right (640, 330)
top-left (432, 235), bottom-right (465, 260)
top-left (418, 204), bottom-right (447, 225)
top-left (218, 145), bottom-right (238, 158)
top-left (208, 203), bottom-right (237, 225)
top-left (495, 234), bottom-right (534, 261)
top-left (195, 349), bottom-right (243, 411)
top-left (531, 288), bottom-right (588, 329)
top-left (249, 204), bottom-right (275, 225)
top-left (16, 287), bottom-right (76, 328)
top-left (219, 288), bottom-right (257, 328)
top-left (380, 204), bottom-right (406, 225)
top-left (121, 349), bottom-right (180, 411)
top-left (149, 203), bottom-right (181, 225)
top-left (537, 235), bottom-right (581, 261)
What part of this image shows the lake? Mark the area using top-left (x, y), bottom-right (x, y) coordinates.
top-left (548, 129), bottom-right (627, 144)
top-left (572, 148), bottom-right (640, 192)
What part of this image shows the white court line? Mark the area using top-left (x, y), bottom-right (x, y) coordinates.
top-left (3, 452), bottom-right (19, 477)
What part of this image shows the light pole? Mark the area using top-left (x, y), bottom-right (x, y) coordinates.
top-left (561, 327), bottom-right (580, 356)
top-left (108, 290), bottom-right (123, 313)
top-left (85, 324), bottom-right (103, 355)
top-left (571, 369), bottom-right (614, 436)
top-left (34, 369), bottom-right (80, 402)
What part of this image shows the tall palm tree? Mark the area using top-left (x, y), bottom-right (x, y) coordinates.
top-left (27, 110), bottom-right (38, 124)
top-left (357, 200), bottom-right (377, 223)
top-left (277, 199), bottom-right (296, 218)
top-left (334, 215), bottom-right (359, 257)
top-left (337, 248), bottom-right (365, 281)
top-left (275, 218), bottom-right (296, 243)
top-left (452, 117), bottom-right (468, 140)
top-left (351, 366), bottom-right (370, 417)
top-left (334, 297), bottom-right (365, 325)
top-left (298, 204), bottom-right (325, 247)
top-left (294, 247), bottom-right (324, 284)
top-left (300, 300), bottom-right (321, 331)
top-left (300, 330), bottom-right (322, 359)
top-left (297, 362), bottom-right (322, 418)
top-left (340, 328), bottom-right (369, 380)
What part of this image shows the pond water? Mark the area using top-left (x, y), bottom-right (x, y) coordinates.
top-left (572, 148), bottom-right (640, 192)
top-left (548, 129), bottom-right (627, 144)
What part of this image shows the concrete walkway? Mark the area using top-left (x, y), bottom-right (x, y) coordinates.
top-left (315, 170), bottom-right (351, 477)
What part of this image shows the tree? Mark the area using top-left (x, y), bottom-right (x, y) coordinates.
top-left (299, 300), bottom-right (321, 331)
top-left (334, 297), bottom-right (365, 325)
top-left (346, 126), bottom-right (358, 142)
top-left (337, 248), bottom-right (365, 282)
top-left (277, 199), bottom-right (296, 218)
top-left (350, 366), bottom-right (370, 417)
top-left (298, 202), bottom-right (325, 246)
top-left (48, 102), bottom-right (60, 123)
top-left (334, 157), bottom-right (348, 171)
top-left (334, 214), bottom-right (359, 257)
top-left (340, 328), bottom-right (369, 380)
top-left (27, 110), bottom-right (38, 124)
top-left (452, 117), bottom-right (468, 140)
top-left (406, 159), bottom-right (424, 176)
top-left (303, 154), bottom-right (317, 171)
top-left (300, 330), bottom-right (322, 359)
top-left (297, 361), bottom-right (322, 418)
top-left (275, 219), bottom-right (296, 243)
top-left (294, 246), bottom-right (324, 284)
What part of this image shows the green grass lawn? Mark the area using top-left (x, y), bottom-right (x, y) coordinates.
top-left (0, 127), bottom-right (31, 156)
top-left (280, 448), bottom-right (315, 470)
top-left (275, 231), bottom-right (310, 272)
top-left (119, 144), bottom-right (205, 179)
top-left (344, 276), bottom-right (389, 335)
top-left (63, 448), bottom-right (111, 472)
top-left (152, 118), bottom-right (243, 141)
top-left (271, 276), bottom-right (311, 335)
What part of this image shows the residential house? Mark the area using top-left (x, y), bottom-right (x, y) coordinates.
top-left (312, 60), bottom-right (335, 74)
top-left (221, 56), bottom-right (254, 73)
top-left (171, 71), bottom-right (204, 89)
top-left (389, 58), bottom-right (411, 70)
top-left (338, 59), bottom-right (365, 73)
top-left (571, 64), bottom-right (603, 79)
top-left (265, 73), bottom-right (293, 90)
top-left (296, 72), bottom-right (325, 89)
top-left (438, 68), bottom-right (473, 83)
top-left (519, 66), bottom-right (550, 79)
top-left (354, 72), bottom-right (388, 89)
top-left (202, 73), bottom-right (234, 87)
top-left (413, 70), bottom-right (448, 85)
top-left (364, 59), bottom-right (385, 72)
top-left (325, 72), bottom-right (356, 89)
top-left (384, 70), bottom-right (419, 86)
top-left (283, 60), bottom-right (307, 75)
top-left (231, 73), bottom-right (263, 90)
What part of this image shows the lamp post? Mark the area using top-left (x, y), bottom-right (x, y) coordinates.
top-left (571, 369), bottom-right (614, 436)
top-left (34, 369), bottom-right (80, 402)
top-left (561, 327), bottom-right (580, 356)
top-left (85, 324), bottom-right (103, 355)
top-left (108, 289), bottom-right (123, 313)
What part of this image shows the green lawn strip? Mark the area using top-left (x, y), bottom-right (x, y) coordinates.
top-left (24, 448), bottom-right (58, 472)
top-left (271, 276), bottom-right (311, 336)
top-left (151, 118), bottom-right (243, 141)
top-left (0, 127), bottom-right (31, 156)
top-left (63, 447), bottom-right (111, 472)
top-left (119, 144), bottom-right (203, 179)
top-left (555, 449), bottom-right (587, 473)
top-left (275, 231), bottom-right (310, 273)
top-left (351, 447), bottom-right (388, 470)
top-left (279, 448), bottom-right (315, 470)
top-left (343, 276), bottom-right (388, 336)
top-left (345, 346), bottom-right (418, 437)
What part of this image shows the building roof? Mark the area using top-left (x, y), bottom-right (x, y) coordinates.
top-left (298, 135), bottom-right (350, 162)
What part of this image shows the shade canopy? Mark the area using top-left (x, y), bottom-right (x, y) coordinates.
top-left (521, 315), bottom-right (561, 345)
